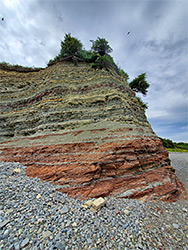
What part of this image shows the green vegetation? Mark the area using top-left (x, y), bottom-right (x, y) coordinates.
top-left (118, 68), bottom-right (129, 81)
top-left (47, 34), bottom-right (147, 98)
top-left (1, 33), bottom-right (150, 111)
top-left (80, 50), bottom-right (97, 63)
top-left (91, 37), bottom-right (113, 56)
top-left (165, 148), bottom-right (188, 153)
top-left (47, 34), bottom-right (117, 70)
top-left (48, 33), bottom-right (84, 66)
top-left (60, 33), bottom-right (83, 58)
top-left (0, 62), bottom-right (42, 72)
top-left (128, 73), bottom-right (150, 110)
top-left (47, 34), bottom-right (117, 71)
top-left (129, 73), bottom-right (150, 96)
top-left (136, 96), bottom-right (148, 110)
top-left (90, 54), bottom-right (117, 71)
top-left (160, 137), bottom-right (188, 152)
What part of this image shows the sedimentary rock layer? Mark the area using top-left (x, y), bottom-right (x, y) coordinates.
top-left (0, 62), bottom-right (186, 201)
top-left (0, 63), bottom-right (147, 138)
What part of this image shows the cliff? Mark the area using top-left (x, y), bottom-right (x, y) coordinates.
top-left (0, 62), bottom-right (186, 201)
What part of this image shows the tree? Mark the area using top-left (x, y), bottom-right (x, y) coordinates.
top-left (91, 37), bottom-right (113, 56)
top-left (60, 33), bottom-right (83, 59)
top-left (129, 73), bottom-right (150, 95)
top-left (159, 138), bottom-right (175, 148)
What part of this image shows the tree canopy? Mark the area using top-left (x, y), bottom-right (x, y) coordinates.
top-left (47, 34), bottom-right (150, 111)
top-left (129, 73), bottom-right (150, 96)
top-left (91, 37), bottom-right (113, 56)
top-left (60, 33), bottom-right (83, 59)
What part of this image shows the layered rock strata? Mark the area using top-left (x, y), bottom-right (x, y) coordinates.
top-left (0, 62), bottom-right (186, 201)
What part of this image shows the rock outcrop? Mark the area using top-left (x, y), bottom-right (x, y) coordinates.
top-left (0, 62), bottom-right (186, 201)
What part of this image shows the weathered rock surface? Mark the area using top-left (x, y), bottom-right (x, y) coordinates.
top-left (0, 62), bottom-right (187, 201)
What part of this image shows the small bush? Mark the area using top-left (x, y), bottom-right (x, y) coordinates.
top-left (129, 73), bottom-right (150, 95)
top-left (118, 68), bottom-right (129, 81)
top-left (80, 50), bottom-right (97, 63)
top-left (136, 96), bottom-right (148, 110)
top-left (90, 54), bottom-right (114, 70)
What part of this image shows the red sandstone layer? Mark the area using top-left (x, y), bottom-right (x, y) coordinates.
top-left (0, 131), bottom-right (186, 202)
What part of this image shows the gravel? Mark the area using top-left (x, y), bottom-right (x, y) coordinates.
top-left (0, 160), bottom-right (188, 250)
top-left (169, 152), bottom-right (188, 191)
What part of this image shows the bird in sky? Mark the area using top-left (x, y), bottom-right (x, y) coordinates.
top-left (127, 31), bottom-right (130, 35)
top-left (2, 17), bottom-right (4, 21)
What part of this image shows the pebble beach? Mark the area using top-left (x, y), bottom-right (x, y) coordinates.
top-left (169, 152), bottom-right (188, 191)
top-left (0, 153), bottom-right (188, 250)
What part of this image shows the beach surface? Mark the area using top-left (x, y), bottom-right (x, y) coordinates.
top-left (0, 161), bottom-right (188, 250)
top-left (169, 152), bottom-right (188, 191)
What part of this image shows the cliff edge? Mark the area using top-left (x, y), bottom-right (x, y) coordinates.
top-left (0, 62), bottom-right (186, 201)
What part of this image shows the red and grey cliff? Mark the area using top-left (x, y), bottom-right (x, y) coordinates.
top-left (0, 62), bottom-right (186, 201)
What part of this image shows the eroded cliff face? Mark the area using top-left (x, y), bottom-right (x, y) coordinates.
top-left (0, 62), bottom-right (186, 201)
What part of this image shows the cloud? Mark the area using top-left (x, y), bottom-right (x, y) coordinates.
top-left (148, 118), bottom-right (188, 142)
top-left (0, 0), bottom-right (187, 141)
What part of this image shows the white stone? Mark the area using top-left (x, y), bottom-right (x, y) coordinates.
top-left (81, 204), bottom-right (88, 209)
top-left (42, 231), bottom-right (51, 239)
top-left (13, 168), bottom-right (21, 173)
top-left (92, 197), bottom-right (105, 209)
top-left (90, 207), bottom-right (97, 213)
top-left (124, 209), bottom-right (130, 215)
top-left (84, 200), bottom-right (93, 207)
top-left (72, 222), bottom-right (77, 227)
top-left (36, 194), bottom-right (41, 199)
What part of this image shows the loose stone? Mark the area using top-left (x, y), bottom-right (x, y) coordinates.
top-left (20, 238), bottom-right (29, 248)
top-left (61, 206), bottom-right (69, 214)
top-left (0, 220), bottom-right (9, 229)
top-left (0, 161), bottom-right (187, 250)
top-left (42, 231), bottom-right (52, 239)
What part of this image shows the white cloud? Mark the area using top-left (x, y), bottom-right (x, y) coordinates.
top-left (0, 0), bottom-right (187, 141)
top-left (2, 0), bottom-right (21, 9)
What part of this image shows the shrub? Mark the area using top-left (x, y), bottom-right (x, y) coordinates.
top-left (90, 54), bottom-right (114, 70)
top-left (80, 50), bottom-right (97, 63)
top-left (129, 73), bottom-right (150, 95)
top-left (136, 96), bottom-right (148, 110)
top-left (159, 138), bottom-right (175, 148)
top-left (118, 68), bottom-right (129, 81)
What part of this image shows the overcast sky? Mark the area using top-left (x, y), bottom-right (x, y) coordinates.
top-left (1, 0), bottom-right (188, 142)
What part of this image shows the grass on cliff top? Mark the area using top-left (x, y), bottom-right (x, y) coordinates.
top-left (0, 62), bottom-right (43, 73)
